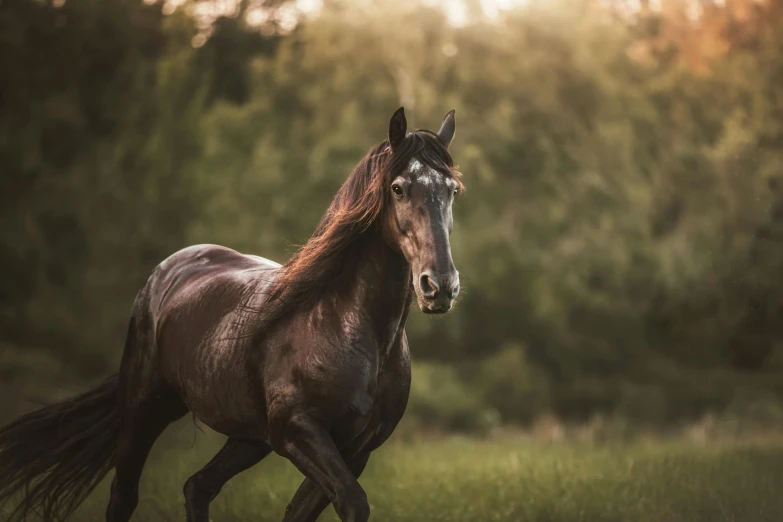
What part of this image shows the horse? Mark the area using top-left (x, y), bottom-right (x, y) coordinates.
top-left (0, 107), bottom-right (464, 522)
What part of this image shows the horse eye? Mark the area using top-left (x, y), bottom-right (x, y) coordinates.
top-left (392, 185), bottom-right (404, 197)
top-left (453, 189), bottom-right (458, 196)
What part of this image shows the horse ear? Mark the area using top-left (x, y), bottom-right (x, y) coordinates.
top-left (389, 107), bottom-right (407, 152)
top-left (437, 110), bottom-right (456, 148)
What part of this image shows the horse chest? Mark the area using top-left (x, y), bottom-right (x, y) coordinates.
top-left (333, 332), bottom-right (411, 436)
top-left (327, 358), bottom-right (403, 446)
top-left (265, 308), bottom-right (410, 449)
top-left (307, 343), bottom-right (378, 414)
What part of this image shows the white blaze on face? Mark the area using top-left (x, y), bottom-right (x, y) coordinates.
top-left (408, 158), bottom-right (424, 173)
top-left (408, 158), bottom-right (446, 202)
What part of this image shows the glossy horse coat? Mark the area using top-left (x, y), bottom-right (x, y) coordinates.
top-left (0, 108), bottom-right (463, 522)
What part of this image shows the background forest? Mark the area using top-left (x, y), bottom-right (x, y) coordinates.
top-left (4, 0), bottom-right (783, 439)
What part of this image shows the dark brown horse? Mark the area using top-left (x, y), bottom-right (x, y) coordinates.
top-left (0, 107), bottom-right (463, 522)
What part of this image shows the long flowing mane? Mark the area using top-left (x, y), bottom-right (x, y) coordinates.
top-left (256, 129), bottom-right (463, 327)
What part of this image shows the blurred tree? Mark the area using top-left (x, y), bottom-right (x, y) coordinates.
top-left (0, 0), bottom-right (207, 375)
top-left (5, 0), bottom-right (783, 426)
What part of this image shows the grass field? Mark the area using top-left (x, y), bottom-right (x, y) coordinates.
top-left (53, 424), bottom-right (783, 522)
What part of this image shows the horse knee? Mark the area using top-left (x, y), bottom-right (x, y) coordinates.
top-left (335, 484), bottom-right (370, 522)
top-left (183, 473), bottom-right (218, 503)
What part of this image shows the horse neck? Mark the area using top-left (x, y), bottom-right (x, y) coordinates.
top-left (339, 230), bottom-right (412, 347)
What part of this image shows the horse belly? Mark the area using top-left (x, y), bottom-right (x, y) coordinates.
top-left (182, 370), bottom-right (267, 440)
top-left (160, 333), bottom-right (268, 440)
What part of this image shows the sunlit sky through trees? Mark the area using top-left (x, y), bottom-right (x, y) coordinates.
top-left (141, 0), bottom-right (740, 48)
top-left (148, 0), bottom-right (531, 34)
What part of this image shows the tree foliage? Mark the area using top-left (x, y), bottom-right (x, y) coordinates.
top-left (4, 0), bottom-right (783, 424)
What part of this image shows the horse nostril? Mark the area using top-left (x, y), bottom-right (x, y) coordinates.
top-left (449, 281), bottom-right (460, 299)
top-left (419, 273), bottom-right (440, 298)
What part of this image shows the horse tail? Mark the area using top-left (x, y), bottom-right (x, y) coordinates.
top-left (0, 375), bottom-right (120, 521)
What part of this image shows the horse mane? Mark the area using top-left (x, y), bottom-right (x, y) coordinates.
top-left (256, 129), bottom-right (463, 328)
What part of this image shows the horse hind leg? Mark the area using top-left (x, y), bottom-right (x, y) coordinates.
top-left (106, 312), bottom-right (188, 522)
top-left (106, 392), bottom-right (187, 522)
top-left (184, 437), bottom-right (272, 522)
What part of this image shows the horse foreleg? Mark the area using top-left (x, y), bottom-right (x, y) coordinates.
top-left (281, 452), bottom-right (370, 522)
top-left (183, 437), bottom-right (271, 522)
top-left (275, 414), bottom-right (370, 522)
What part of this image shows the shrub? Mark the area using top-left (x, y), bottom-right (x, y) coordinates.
top-left (473, 343), bottom-right (552, 425)
top-left (406, 362), bottom-right (500, 436)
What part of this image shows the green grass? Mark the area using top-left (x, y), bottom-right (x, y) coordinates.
top-left (58, 428), bottom-right (783, 521)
